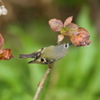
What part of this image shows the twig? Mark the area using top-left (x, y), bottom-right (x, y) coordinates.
top-left (33, 64), bottom-right (53, 100)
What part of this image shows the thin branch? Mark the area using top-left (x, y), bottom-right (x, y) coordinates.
top-left (33, 64), bottom-right (53, 100)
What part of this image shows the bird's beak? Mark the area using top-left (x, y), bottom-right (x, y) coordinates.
top-left (69, 43), bottom-right (72, 45)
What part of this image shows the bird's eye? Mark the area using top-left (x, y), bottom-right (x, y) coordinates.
top-left (41, 58), bottom-right (46, 62)
top-left (41, 58), bottom-right (44, 62)
top-left (64, 44), bottom-right (67, 47)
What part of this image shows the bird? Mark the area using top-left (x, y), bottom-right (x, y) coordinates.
top-left (19, 43), bottom-right (71, 65)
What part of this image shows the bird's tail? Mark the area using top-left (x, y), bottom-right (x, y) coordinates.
top-left (19, 53), bottom-right (35, 59)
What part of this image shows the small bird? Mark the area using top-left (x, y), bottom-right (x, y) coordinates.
top-left (19, 43), bottom-right (71, 65)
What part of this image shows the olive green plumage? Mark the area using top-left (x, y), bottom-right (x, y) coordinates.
top-left (19, 43), bottom-right (70, 65)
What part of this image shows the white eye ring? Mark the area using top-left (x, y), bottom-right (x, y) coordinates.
top-left (64, 44), bottom-right (68, 48)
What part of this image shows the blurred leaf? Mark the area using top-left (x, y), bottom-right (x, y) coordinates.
top-left (0, 48), bottom-right (14, 60)
top-left (49, 19), bottom-right (63, 32)
top-left (64, 16), bottom-right (73, 27)
top-left (0, 34), bottom-right (4, 48)
top-left (0, 34), bottom-right (14, 60)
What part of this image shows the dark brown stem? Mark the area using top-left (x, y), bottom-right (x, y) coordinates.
top-left (33, 64), bottom-right (53, 100)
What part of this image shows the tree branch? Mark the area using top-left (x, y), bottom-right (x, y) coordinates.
top-left (33, 64), bottom-right (53, 100)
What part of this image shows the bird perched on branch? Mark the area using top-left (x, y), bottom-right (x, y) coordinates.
top-left (19, 43), bottom-right (71, 65)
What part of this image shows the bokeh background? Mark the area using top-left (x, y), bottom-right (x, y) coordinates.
top-left (0, 0), bottom-right (100, 100)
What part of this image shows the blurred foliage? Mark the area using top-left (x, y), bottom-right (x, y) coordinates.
top-left (54, 0), bottom-right (85, 6)
top-left (0, 0), bottom-right (100, 100)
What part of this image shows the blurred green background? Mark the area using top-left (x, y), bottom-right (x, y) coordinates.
top-left (0, 0), bottom-right (100, 100)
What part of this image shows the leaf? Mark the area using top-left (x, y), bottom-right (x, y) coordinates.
top-left (66, 23), bottom-right (78, 31)
top-left (0, 48), bottom-right (14, 60)
top-left (48, 19), bottom-right (63, 32)
top-left (48, 16), bottom-right (91, 47)
top-left (70, 27), bottom-right (91, 46)
top-left (64, 16), bottom-right (73, 27)
top-left (78, 27), bottom-right (90, 37)
top-left (61, 23), bottom-right (79, 36)
top-left (57, 34), bottom-right (64, 43)
top-left (0, 34), bottom-right (4, 48)
top-left (0, 33), bottom-right (14, 60)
